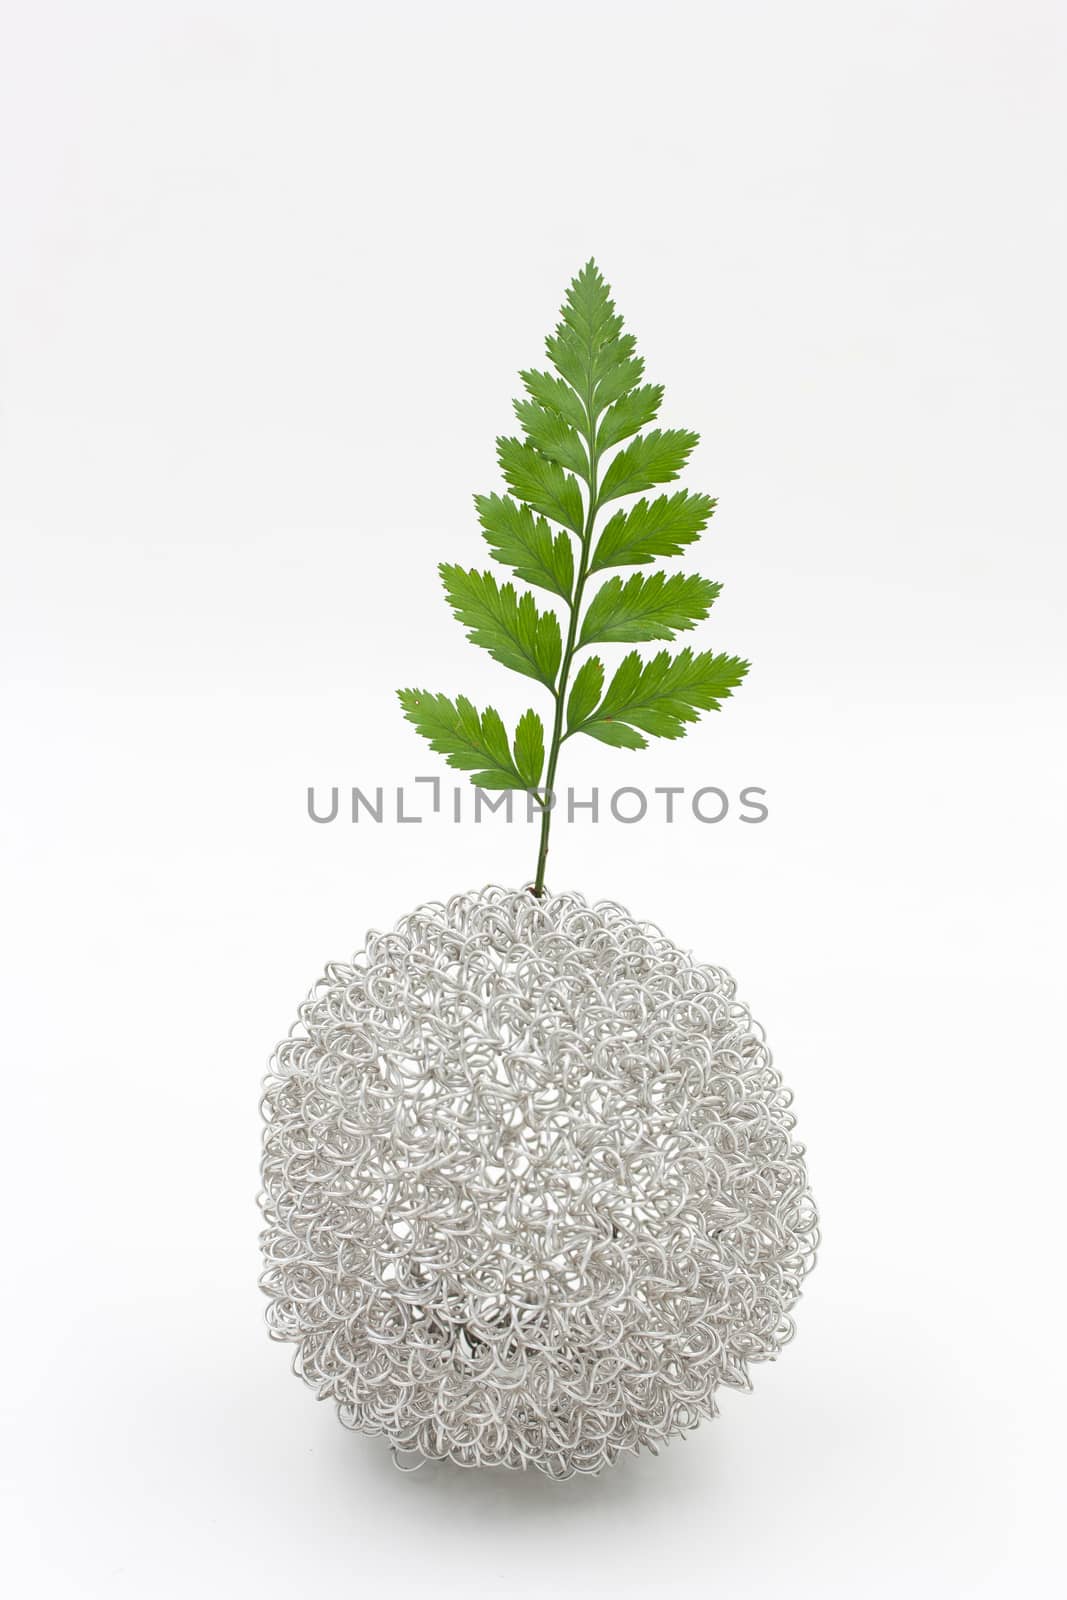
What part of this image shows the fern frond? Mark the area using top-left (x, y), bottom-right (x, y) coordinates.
top-left (496, 437), bottom-right (584, 534)
top-left (440, 565), bottom-right (562, 689)
top-left (475, 493), bottom-right (574, 599)
top-left (598, 428), bottom-right (699, 503)
top-left (397, 691), bottom-right (545, 788)
top-left (567, 649), bottom-right (749, 748)
top-left (399, 258), bottom-right (750, 892)
top-left (589, 491), bottom-right (716, 572)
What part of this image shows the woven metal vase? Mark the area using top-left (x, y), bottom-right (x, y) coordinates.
top-left (259, 886), bottom-right (818, 1478)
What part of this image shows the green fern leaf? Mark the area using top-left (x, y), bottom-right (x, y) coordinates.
top-left (592, 332), bottom-right (638, 385)
top-left (440, 564), bottom-right (562, 688)
top-left (594, 355), bottom-right (645, 411)
top-left (598, 428), bottom-right (699, 503)
top-left (568, 648), bottom-right (750, 748)
top-left (566, 655), bottom-right (604, 732)
top-left (398, 259), bottom-right (750, 877)
top-left (475, 493), bottom-right (574, 600)
top-left (544, 260), bottom-right (642, 407)
top-left (496, 437), bottom-right (585, 534)
top-left (589, 490), bottom-right (716, 572)
top-left (397, 690), bottom-right (542, 788)
top-left (579, 571), bottom-right (721, 646)
top-left (512, 708), bottom-right (546, 788)
top-left (513, 399), bottom-right (589, 479)
top-left (561, 259), bottom-right (624, 350)
top-left (519, 369), bottom-right (588, 433)
top-left (542, 326), bottom-right (588, 395)
top-left (596, 384), bottom-right (664, 450)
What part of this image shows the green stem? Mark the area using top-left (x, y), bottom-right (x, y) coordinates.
top-left (531, 398), bottom-right (599, 897)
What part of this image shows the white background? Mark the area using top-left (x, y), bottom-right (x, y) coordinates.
top-left (2, 2), bottom-right (1064, 1595)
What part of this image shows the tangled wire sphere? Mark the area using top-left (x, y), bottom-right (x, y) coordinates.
top-left (259, 886), bottom-right (818, 1478)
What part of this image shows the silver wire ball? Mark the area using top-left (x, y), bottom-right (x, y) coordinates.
top-left (259, 886), bottom-right (818, 1478)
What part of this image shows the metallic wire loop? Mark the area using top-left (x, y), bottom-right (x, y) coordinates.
top-left (259, 886), bottom-right (818, 1478)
